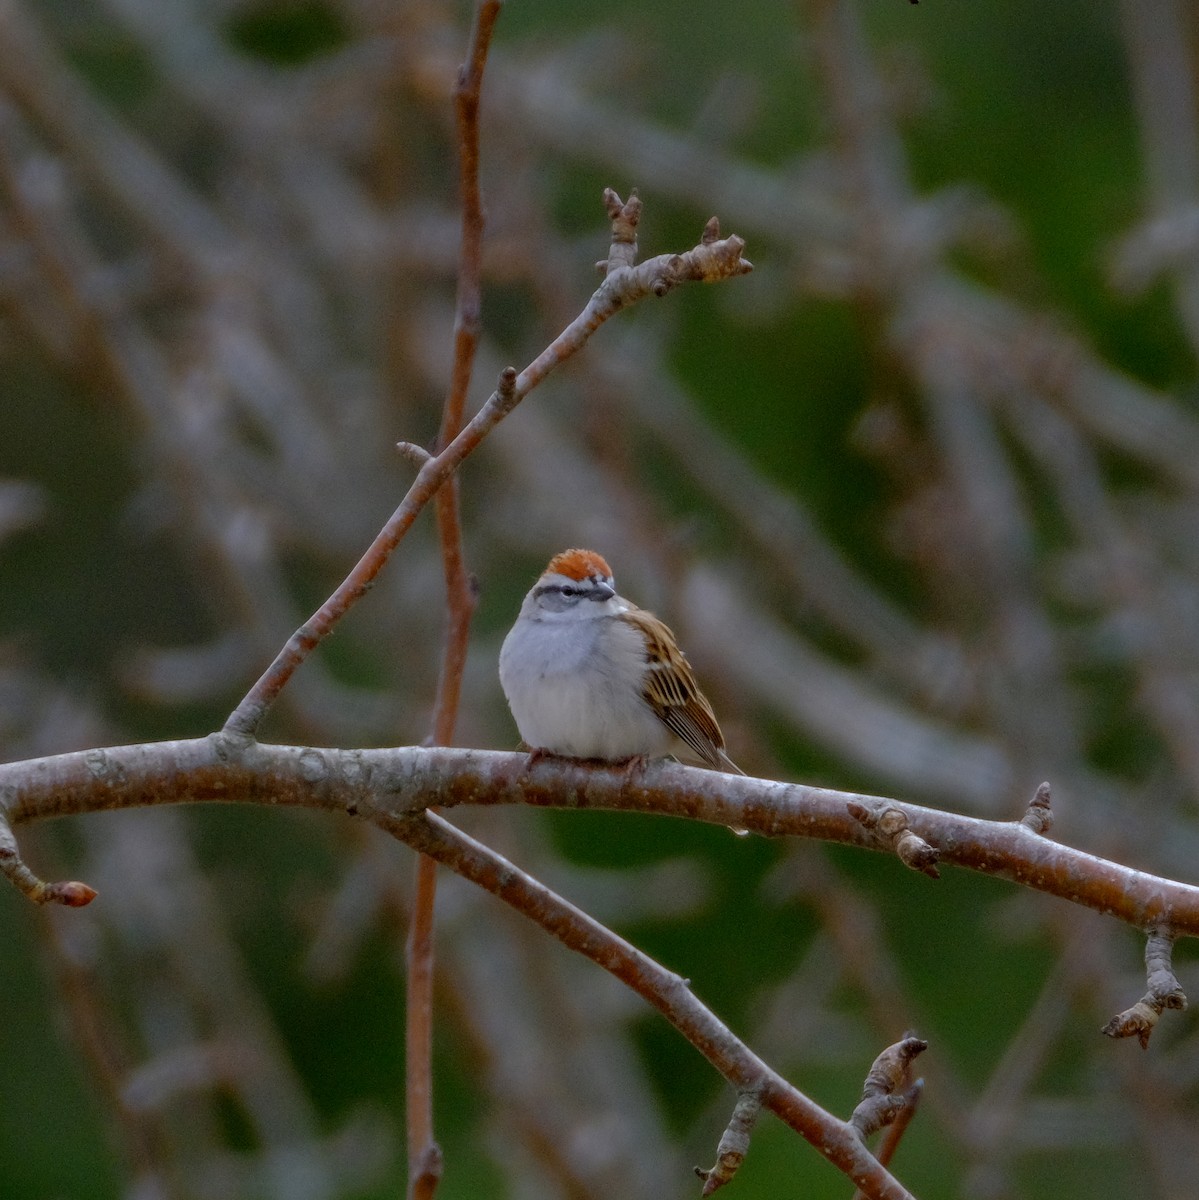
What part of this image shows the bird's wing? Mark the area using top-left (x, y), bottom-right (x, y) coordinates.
top-left (620, 607), bottom-right (727, 768)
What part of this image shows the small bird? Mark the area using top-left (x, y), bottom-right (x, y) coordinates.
top-left (499, 549), bottom-right (744, 776)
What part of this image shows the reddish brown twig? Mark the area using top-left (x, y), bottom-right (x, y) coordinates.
top-left (406, 6), bottom-right (502, 1197)
top-left (405, 853), bottom-right (444, 1200)
top-left (428, 0), bottom-right (499, 747)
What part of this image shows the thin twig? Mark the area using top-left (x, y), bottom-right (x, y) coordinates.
top-left (405, 853), bottom-right (443, 1200)
top-left (221, 200), bottom-right (751, 737)
top-left (1103, 929), bottom-right (1188, 1047)
top-left (0, 807), bottom-right (95, 906)
top-left (427, 0), bottom-right (498, 744)
top-left (695, 1090), bottom-right (761, 1195)
top-left (849, 1037), bottom-right (927, 1140)
top-left (851, 1080), bottom-right (923, 1200)
top-left (406, 6), bottom-right (503, 1197)
top-left (378, 810), bottom-right (913, 1200)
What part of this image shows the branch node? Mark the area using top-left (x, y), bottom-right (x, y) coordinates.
top-left (849, 1036), bottom-right (928, 1139)
top-left (601, 187), bottom-right (642, 275)
top-left (695, 1089), bottom-right (762, 1195)
top-left (701, 216), bottom-right (721, 245)
top-left (410, 1142), bottom-right (445, 1196)
top-left (0, 812), bottom-right (97, 907)
top-left (1103, 929), bottom-right (1187, 1047)
top-left (1101, 999), bottom-right (1162, 1049)
top-left (1019, 781), bottom-right (1054, 834)
top-left (496, 365), bottom-right (518, 405)
top-left (652, 267), bottom-right (676, 298)
top-left (848, 801), bottom-right (940, 878)
top-left (221, 699), bottom-right (268, 738)
top-left (396, 441), bottom-right (433, 467)
top-left (207, 729), bottom-right (254, 762)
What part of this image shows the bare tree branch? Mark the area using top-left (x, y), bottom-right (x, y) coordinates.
top-left (406, 6), bottom-right (503, 1196)
top-left (5, 742), bottom-right (1199, 941)
top-left (381, 810), bottom-right (914, 1200)
top-left (222, 197), bottom-right (751, 737)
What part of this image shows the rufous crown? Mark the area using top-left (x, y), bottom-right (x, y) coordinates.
top-left (544, 548), bottom-right (613, 582)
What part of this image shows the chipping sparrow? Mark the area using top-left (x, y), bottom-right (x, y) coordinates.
top-left (499, 549), bottom-right (744, 775)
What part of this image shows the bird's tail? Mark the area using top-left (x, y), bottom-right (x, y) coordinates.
top-left (718, 748), bottom-right (746, 776)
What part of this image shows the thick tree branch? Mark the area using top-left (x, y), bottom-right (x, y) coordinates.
top-left (5, 740), bottom-right (1199, 1194)
top-left (4, 742), bottom-right (1199, 939)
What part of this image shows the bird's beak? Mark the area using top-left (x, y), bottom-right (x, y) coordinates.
top-left (590, 582), bottom-right (616, 601)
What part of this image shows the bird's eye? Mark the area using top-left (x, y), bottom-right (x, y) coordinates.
top-left (560, 585), bottom-right (578, 597)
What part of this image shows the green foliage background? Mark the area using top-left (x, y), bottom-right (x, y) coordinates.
top-left (1, 1), bottom-right (1191, 1198)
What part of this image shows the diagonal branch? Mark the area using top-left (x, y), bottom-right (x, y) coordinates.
top-left (375, 809), bottom-right (914, 1200)
top-left (221, 197), bottom-right (751, 737)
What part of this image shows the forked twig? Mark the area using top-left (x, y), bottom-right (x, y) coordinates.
top-left (380, 810), bottom-right (914, 1200)
top-left (849, 1037), bottom-right (927, 1140)
top-left (221, 197), bottom-right (751, 737)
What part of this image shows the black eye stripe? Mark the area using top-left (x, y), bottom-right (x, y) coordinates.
top-left (534, 579), bottom-right (610, 600)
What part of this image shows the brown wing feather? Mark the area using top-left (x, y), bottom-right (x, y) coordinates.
top-left (620, 607), bottom-right (727, 768)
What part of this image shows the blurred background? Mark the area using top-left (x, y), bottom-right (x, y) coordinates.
top-left (3, 0), bottom-right (1199, 1196)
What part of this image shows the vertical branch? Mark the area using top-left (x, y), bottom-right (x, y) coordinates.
top-left (405, 853), bottom-right (443, 1200)
top-left (427, 0), bottom-right (500, 741)
top-left (406, 5), bottom-right (503, 1200)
